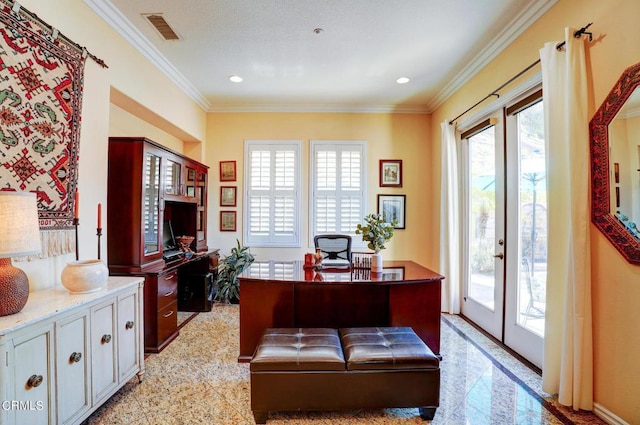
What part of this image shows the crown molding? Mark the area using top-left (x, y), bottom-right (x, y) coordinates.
top-left (426, 0), bottom-right (558, 113)
top-left (207, 103), bottom-right (430, 114)
top-left (83, 0), bottom-right (211, 111)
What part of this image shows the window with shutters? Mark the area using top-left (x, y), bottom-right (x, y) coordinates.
top-left (244, 140), bottom-right (301, 247)
top-left (310, 140), bottom-right (367, 244)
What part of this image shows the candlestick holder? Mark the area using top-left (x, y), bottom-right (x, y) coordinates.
top-left (96, 227), bottom-right (102, 260)
top-left (73, 218), bottom-right (79, 261)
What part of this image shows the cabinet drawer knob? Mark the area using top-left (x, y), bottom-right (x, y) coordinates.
top-left (164, 274), bottom-right (176, 281)
top-left (163, 290), bottom-right (174, 297)
top-left (125, 321), bottom-right (135, 330)
top-left (26, 374), bottom-right (43, 388)
top-left (102, 334), bottom-right (112, 344)
top-left (69, 352), bottom-right (82, 363)
top-left (162, 310), bottom-right (174, 318)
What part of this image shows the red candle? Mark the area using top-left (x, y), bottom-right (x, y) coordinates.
top-left (97, 203), bottom-right (102, 228)
top-left (74, 192), bottom-right (79, 219)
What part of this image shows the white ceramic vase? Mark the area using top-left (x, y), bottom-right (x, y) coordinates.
top-left (371, 253), bottom-right (383, 273)
top-left (61, 259), bottom-right (108, 294)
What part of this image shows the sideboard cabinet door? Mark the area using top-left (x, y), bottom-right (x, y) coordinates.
top-left (55, 312), bottom-right (90, 424)
top-left (12, 324), bottom-right (55, 425)
top-left (117, 291), bottom-right (139, 380)
top-left (90, 300), bottom-right (117, 405)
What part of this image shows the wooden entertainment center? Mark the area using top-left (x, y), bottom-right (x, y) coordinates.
top-left (107, 137), bottom-right (218, 353)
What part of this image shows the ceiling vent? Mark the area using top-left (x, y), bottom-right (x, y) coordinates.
top-left (143, 14), bottom-right (180, 40)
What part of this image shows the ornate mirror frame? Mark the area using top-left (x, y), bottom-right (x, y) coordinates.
top-left (590, 62), bottom-right (640, 265)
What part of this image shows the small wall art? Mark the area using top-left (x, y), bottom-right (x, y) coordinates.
top-left (220, 160), bottom-right (237, 181)
top-left (377, 194), bottom-right (406, 229)
top-left (220, 186), bottom-right (237, 207)
top-left (379, 160), bottom-right (402, 187)
top-left (220, 211), bottom-right (237, 232)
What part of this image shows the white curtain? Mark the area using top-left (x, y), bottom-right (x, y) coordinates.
top-left (439, 121), bottom-right (461, 314)
top-left (539, 28), bottom-right (593, 411)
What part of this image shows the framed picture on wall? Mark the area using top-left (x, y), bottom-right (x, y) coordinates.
top-left (377, 194), bottom-right (406, 229)
top-left (220, 160), bottom-right (237, 181)
top-left (220, 186), bottom-right (237, 207)
top-left (220, 211), bottom-right (237, 232)
top-left (379, 160), bottom-right (402, 187)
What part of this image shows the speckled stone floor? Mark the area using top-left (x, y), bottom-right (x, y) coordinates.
top-left (82, 305), bottom-right (605, 425)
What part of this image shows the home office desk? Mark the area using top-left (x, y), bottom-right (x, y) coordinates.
top-left (238, 260), bottom-right (444, 362)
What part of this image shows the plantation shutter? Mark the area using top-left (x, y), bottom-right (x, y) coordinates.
top-left (311, 141), bottom-right (367, 240)
top-left (244, 141), bottom-right (301, 247)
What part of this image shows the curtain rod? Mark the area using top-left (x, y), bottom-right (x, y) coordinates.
top-left (7, 1), bottom-right (108, 68)
top-left (448, 23), bottom-right (593, 125)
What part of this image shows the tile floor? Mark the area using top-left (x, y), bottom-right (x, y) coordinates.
top-left (82, 305), bottom-right (605, 424)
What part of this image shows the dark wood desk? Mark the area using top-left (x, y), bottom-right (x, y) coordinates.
top-left (238, 260), bottom-right (443, 362)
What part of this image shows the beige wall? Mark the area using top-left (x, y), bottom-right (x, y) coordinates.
top-left (206, 112), bottom-right (436, 267)
top-left (431, 0), bottom-right (640, 422)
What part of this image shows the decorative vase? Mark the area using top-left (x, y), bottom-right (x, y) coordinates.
top-left (371, 253), bottom-right (383, 273)
top-left (61, 259), bottom-right (108, 294)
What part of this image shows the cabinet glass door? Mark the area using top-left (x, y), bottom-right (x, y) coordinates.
top-left (186, 166), bottom-right (196, 198)
top-left (196, 168), bottom-right (206, 243)
top-left (144, 153), bottom-right (161, 255)
top-left (165, 159), bottom-right (182, 195)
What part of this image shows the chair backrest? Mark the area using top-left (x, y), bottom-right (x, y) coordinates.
top-left (314, 234), bottom-right (352, 262)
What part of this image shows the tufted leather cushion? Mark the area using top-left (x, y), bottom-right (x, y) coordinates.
top-left (250, 328), bottom-right (345, 372)
top-left (339, 327), bottom-right (439, 371)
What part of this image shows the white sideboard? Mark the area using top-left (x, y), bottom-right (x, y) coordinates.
top-left (0, 276), bottom-right (145, 425)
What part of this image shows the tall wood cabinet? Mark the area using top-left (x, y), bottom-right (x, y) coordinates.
top-left (107, 137), bottom-right (209, 273)
top-left (107, 137), bottom-right (216, 353)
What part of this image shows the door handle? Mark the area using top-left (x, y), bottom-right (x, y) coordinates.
top-left (494, 253), bottom-right (504, 260)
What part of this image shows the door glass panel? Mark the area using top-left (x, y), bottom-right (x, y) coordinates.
top-left (468, 126), bottom-right (496, 310)
top-left (165, 159), bottom-right (181, 195)
top-left (144, 153), bottom-right (161, 255)
top-left (516, 101), bottom-right (547, 336)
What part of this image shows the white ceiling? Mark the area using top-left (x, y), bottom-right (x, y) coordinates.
top-left (87, 0), bottom-right (556, 113)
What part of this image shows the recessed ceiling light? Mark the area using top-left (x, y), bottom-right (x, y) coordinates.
top-left (396, 77), bottom-right (410, 84)
top-left (229, 75), bottom-right (243, 83)
top-left (313, 28), bottom-right (324, 34)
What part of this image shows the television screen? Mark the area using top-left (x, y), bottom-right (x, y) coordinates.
top-left (163, 220), bottom-right (177, 250)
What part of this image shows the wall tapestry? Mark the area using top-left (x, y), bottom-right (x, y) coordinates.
top-left (0, 1), bottom-right (85, 257)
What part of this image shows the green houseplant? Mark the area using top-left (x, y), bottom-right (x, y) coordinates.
top-left (355, 213), bottom-right (397, 272)
top-left (214, 239), bottom-right (254, 304)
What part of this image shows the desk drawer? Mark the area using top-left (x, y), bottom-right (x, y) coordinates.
top-left (157, 301), bottom-right (178, 344)
top-left (157, 271), bottom-right (178, 310)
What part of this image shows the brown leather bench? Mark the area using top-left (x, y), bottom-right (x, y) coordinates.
top-left (250, 327), bottom-right (440, 423)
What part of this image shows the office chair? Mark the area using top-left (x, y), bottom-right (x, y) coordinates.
top-left (313, 234), bottom-right (352, 264)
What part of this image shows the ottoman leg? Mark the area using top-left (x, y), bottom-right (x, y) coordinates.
top-left (419, 407), bottom-right (437, 421)
top-left (253, 410), bottom-right (268, 424)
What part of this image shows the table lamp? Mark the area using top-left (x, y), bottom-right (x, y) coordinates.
top-left (0, 192), bottom-right (41, 316)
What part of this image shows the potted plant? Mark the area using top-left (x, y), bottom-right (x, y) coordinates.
top-left (214, 239), bottom-right (254, 304)
top-left (355, 213), bottom-right (397, 272)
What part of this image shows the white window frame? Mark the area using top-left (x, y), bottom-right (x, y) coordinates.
top-left (309, 140), bottom-right (368, 248)
top-left (243, 140), bottom-right (302, 247)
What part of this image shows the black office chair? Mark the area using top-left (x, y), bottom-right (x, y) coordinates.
top-left (314, 234), bottom-right (352, 263)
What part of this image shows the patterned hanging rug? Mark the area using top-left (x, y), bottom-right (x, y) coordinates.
top-left (0, 1), bottom-right (85, 258)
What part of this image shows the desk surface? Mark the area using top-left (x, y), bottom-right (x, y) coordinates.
top-left (240, 260), bottom-right (444, 284)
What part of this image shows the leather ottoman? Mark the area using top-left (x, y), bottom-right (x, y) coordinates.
top-left (250, 327), bottom-right (440, 423)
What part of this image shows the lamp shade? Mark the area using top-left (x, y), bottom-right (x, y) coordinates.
top-left (0, 192), bottom-right (41, 258)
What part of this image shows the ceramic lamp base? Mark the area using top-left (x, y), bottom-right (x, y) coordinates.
top-left (0, 258), bottom-right (29, 316)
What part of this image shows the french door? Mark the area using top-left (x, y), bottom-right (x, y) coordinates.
top-left (461, 91), bottom-right (547, 368)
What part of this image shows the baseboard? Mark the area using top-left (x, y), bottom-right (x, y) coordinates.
top-left (594, 402), bottom-right (630, 425)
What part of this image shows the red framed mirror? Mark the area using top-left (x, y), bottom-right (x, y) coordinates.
top-left (590, 62), bottom-right (640, 265)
